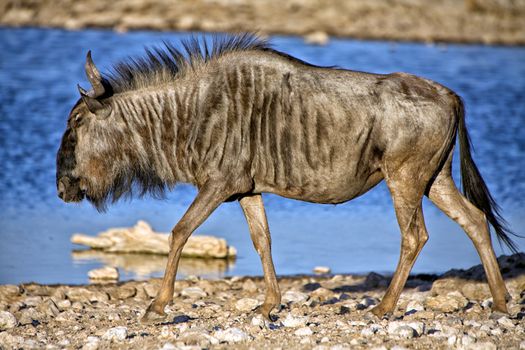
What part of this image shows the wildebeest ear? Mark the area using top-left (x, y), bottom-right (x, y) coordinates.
top-left (78, 84), bottom-right (111, 119)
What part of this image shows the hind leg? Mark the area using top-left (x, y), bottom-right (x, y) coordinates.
top-left (371, 177), bottom-right (429, 317)
top-left (428, 162), bottom-right (509, 312)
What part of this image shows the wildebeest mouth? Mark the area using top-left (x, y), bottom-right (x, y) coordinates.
top-left (57, 176), bottom-right (86, 203)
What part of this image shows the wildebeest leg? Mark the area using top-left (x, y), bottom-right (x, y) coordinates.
top-left (141, 183), bottom-right (230, 323)
top-left (371, 180), bottom-right (428, 317)
top-left (239, 194), bottom-right (281, 321)
top-left (428, 162), bottom-right (509, 313)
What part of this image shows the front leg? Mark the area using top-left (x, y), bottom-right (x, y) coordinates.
top-left (142, 182), bottom-right (231, 323)
top-left (239, 194), bottom-right (281, 321)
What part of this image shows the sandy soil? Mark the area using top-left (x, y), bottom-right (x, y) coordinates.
top-left (0, 254), bottom-right (524, 349)
top-left (1, 0), bottom-right (525, 45)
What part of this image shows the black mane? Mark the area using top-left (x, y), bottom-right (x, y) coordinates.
top-left (104, 33), bottom-right (270, 94)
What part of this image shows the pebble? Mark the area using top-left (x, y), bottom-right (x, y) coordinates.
top-left (82, 336), bottom-right (100, 350)
top-left (405, 300), bottom-right (425, 313)
top-left (213, 327), bottom-right (250, 343)
top-left (425, 292), bottom-right (468, 312)
top-left (282, 313), bottom-right (308, 328)
top-left (38, 299), bottom-right (60, 318)
top-left (102, 326), bottom-right (128, 341)
top-left (235, 297), bottom-right (259, 312)
top-left (304, 31), bottom-right (329, 45)
top-left (313, 266), bottom-right (331, 274)
top-left (88, 266), bottom-right (119, 281)
top-left (282, 290), bottom-right (309, 304)
top-left (241, 279), bottom-right (258, 293)
top-left (181, 286), bottom-right (207, 299)
top-left (0, 311), bottom-right (17, 330)
top-left (496, 316), bottom-right (515, 328)
top-left (294, 326), bottom-right (313, 336)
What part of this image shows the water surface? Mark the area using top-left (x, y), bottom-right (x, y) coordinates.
top-left (0, 28), bottom-right (524, 284)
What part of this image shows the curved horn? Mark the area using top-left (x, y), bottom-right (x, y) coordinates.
top-left (85, 50), bottom-right (105, 97)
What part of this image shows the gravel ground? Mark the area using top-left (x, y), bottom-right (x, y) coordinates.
top-left (1, 0), bottom-right (525, 45)
top-left (0, 254), bottom-right (524, 349)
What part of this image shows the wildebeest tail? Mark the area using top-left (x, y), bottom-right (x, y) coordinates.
top-left (455, 96), bottom-right (520, 253)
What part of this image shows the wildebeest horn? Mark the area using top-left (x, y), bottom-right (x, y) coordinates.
top-left (85, 50), bottom-right (105, 98)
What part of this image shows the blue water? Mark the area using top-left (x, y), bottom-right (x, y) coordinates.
top-left (1, 28), bottom-right (524, 284)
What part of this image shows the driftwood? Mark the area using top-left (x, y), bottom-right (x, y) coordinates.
top-left (71, 221), bottom-right (236, 259)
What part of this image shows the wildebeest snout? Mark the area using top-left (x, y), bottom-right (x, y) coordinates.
top-left (57, 176), bottom-right (84, 202)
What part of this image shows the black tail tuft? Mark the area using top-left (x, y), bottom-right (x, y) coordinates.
top-left (456, 96), bottom-right (520, 253)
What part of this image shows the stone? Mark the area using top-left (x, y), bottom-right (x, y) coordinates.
top-left (38, 299), bottom-right (60, 318)
top-left (143, 283), bottom-right (159, 298)
top-left (0, 311), bottom-right (17, 330)
top-left (56, 299), bottom-right (71, 310)
top-left (496, 316), bottom-right (515, 328)
top-left (241, 279), bottom-right (257, 293)
top-left (387, 322), bottom-right (416, 339)
top-left (425, 292), bottom-right (468, 312)
top-left (313, 266), bottom-right (331, 274)
top-left (181, 286), bottom-right (207, 299)
top-left (108, 285), bottom-right (136, 300)
top-left (235, 298), bottom-right (259, 312)
top-left (364, 272), bottom-right (388, 288)
top-left (294, 326), bottom-right (313, 336)
top-left (71, 220), bottom-right (236, 258)
top-left (304, 31), bottom-right (329, 45)
top-left (282, 313), bottom-right (308, 328)
top-left (461, 282), bottom-right (491, 300)
top-left (310, 287), bottom-right (334, 301)
top-left (88, 266), bottom-right (119, 281)
top-left (18, 307), bottom-right (44, 325)
top-left (82, 336), bottom-right (100, 350)
top-left (405, 300), bottom-right (425, 313)
top-left (213, 327), bottom-right (250, 343)
top-left (282, 290), bottom-right (309, 304)
top-left (65, 288), bottom-right (109, 303)
top-left (102, 326), bottom-right (128, 341)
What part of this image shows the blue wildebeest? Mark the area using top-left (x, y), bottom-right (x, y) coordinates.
top-left (56, 34), bottom-right (517, 322)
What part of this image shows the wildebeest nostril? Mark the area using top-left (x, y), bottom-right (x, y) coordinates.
top-left (57, 178), bottom-right (67, 199)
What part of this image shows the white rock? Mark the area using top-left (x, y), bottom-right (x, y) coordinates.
top-left (88, 266), bottom-right (119, 280)
top-left (282, 290), bottom-right (309, 304)
top-left (313, 266), bottom-right (331, 274)
top-left (0, 311), bottom-right (17, 330)
top-left (406, 321), bottom-right (425, 336)
top-left (465, 342), bottom-right (496, 350)
top-left (294, 326), bottom-right (313, 336)
top-left (235, 298), bottom-right (259, 312)
top-left (496, 316), bottom-right (515, 328)
top-left (159, 343), bottom-right (177, 350)
top-left (304, 31), bottom-right (330, 45)
top-left (405, 300), bottom-right (425, 312)
top-left (213, 327), bottom-right (250, 343)
top-left (519, 340), bottom-right (525, 349)
top-left (282, 314), bottom-right (308, 328)
top-left (82, 336), bottom-right (100, 350)
top-left (251, 314), bottom-right (265, 327)
top-left (181, 287), bottom-right (207, 298)
top-left (71, 220), bottom-right (236, 258)
top-left (387, 321), bottom-right (417, 338)
top-left (102, 326), bottom-right (127, 341)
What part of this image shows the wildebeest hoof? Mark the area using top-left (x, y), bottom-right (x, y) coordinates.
top-left (489, 309), bottom-right (509, 320)
top-left (369, 305), bottom-right (392, 319)
top-left (141, 306), bottom-right (167, 324)
top-left (259, 303), bottom-right (278, 322)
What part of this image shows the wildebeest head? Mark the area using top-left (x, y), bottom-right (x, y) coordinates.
top-left (56, 51), bottom-right (119, 210)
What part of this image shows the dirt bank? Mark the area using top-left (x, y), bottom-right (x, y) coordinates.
top-left (0, 254), bottom-right (524, 349)
top-left (1, 0), bottom-right (525, 45)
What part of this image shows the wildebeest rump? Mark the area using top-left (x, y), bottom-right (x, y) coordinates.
top-left (56, 34), bottom-right (517, 322)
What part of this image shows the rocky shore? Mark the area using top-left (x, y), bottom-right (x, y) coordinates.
top-left (0, 254), bottom-right (524, 349)
top-left (1, 0), bottom-right (525, 45)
